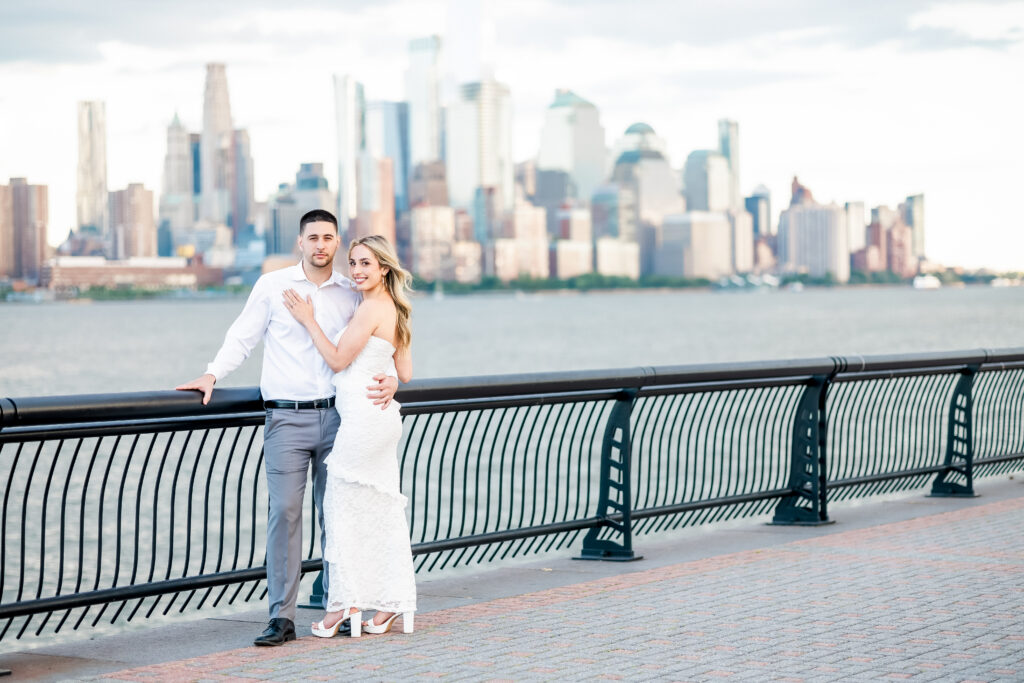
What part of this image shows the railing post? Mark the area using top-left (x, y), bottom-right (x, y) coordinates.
top-left (576, 388), bottom-right (642, 561)
top-left (772, 374), bottom-right (834, 525)
top-left (930, 364), bottom-right (979, 497)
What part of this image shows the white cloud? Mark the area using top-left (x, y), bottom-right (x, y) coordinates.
top-left (909, 1), bottom-right (1024, 42)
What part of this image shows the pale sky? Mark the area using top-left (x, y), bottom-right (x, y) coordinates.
top-left (1, 0), bottom-right (1022, 270)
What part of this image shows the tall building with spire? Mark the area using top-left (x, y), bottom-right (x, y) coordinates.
top-left (537, 89), bottom-right (606, 203)
top-left (406, 36), bottom-right (443, 166)
top-left (717, 118), bottom-right (740, 210)
top-left (76, 101), bottom-right (108, 234)
top-left (159, 113), bottom-right (194, 241)
top-left (334, 74), bottom-right (365, 232)
top-left (200, 63), bottom-right (234, 229)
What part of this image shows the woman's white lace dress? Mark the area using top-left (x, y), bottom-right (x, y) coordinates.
top-left (323, 330), bottom-right (416, 614)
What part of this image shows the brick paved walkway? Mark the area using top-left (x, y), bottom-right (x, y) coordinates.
top-left (82, 495), bottom-right (1024, 682)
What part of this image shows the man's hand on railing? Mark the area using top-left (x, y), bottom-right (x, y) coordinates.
top-left (175, 373), bottom-right (217, 405)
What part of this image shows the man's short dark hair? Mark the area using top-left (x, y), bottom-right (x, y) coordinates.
top-left (299, 209), bottom-right (338, 234)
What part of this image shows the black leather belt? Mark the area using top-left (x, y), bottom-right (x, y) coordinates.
top-left (264, 397), bottom-right (336, 410)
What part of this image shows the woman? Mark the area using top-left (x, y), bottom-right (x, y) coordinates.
top-left (281, 234), bottom-right (416, 638)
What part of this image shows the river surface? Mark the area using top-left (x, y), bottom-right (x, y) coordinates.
top-left (2, 285), bottom-right (1023, 398)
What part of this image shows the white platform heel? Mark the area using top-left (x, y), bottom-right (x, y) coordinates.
top-left (311, 609), bottom-right (362, 638)
top-left (363, 611), bottom-right (414, 634)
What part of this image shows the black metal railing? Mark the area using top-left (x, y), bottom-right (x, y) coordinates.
top-left (1, 347), bottom-right (1023, 643)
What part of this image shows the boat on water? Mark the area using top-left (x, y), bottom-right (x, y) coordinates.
top-left (912, 274), bottom-right (941, 289)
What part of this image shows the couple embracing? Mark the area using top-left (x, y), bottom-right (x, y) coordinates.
top-left (178, 209), bottom-right (416, 644)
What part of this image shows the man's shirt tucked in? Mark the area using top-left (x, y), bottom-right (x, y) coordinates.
top-left (206, 263), bottom-right (360, 401)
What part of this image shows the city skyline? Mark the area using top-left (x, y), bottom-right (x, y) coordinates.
top-left (1, 1), bottom-right (1023, 270)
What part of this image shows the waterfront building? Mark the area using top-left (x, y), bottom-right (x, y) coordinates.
top-left (902, 194), bottom-right (925, 258)
top-left (159, 114), bottom-right (195, 241)
top-left (845, 201), bottom-right (866, 253)
top-left (0, 184), bottom-right (12, 277)
top-left (745, 185), bottom-right (772, 237)
top-left (265, 164), bottom-right (335, 256)
top-left (42, 255), bottom-right (223, 291)
top-left (717, 118), bottom-right (740, 210)
top-left (683, 150), bottom-right (730, 212)
top-left (409, 161), bottom-right (448, 207)
top-left (232, 129), bottom-right (254, 237)
top-left (657, 212), bottom-right (733, 280)
top-left (556, 206), bottom-right (592, 243)
top-left (886, 221), bottom-right (918, 278)
top-left (778, 201), bottom-right (850, 283)
top-left (76, 100), bottom-right (108, 235)
top-left (595, 237), bottom-right (640, 279)
top-left (9, 178), bottom-right (49, 283)
top-left (365, 101), bottom-right (410, 213)
top-left (410, 205), bottom-right (454, 280)
top-left (333, 74), bottom-right (365, 230)
top-left (491, 199), bottom-right (548, 281)
top-left (405, 36), bottom-right (443, 166)
top-left (109, 183), bottom-right (156, 259)
top-left (537, 89), bottom-right (606, 204)
top-left (199, 64), bottom-right (235, 229)
top-left (353, 153), bottom-right (396, 244)
top-left (451, 240), bottom-right (483, 283)
top-left (445, 79), bottom-right (514, 212)
top-left (550, 240), bottom-right (592, 279)
top-left (727, 209), bottom-right (754, 274)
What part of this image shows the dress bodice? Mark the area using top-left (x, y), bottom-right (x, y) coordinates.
top-left (331, 327), bottom-right (396, 384)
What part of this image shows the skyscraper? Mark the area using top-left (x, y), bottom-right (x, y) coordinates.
top-left (159, 113), bottom-right (194, 239)
top-left (354, 152), bottom-right (396, 244)
top-left (537, 89), bottom-right (606, 203)
top-left (9, 178), bottom-right (48, 283)
top-left (334, 74), bottom-right (365, 230)
top-left (406, 36), bottom-right (442, 166)
top-left (232, 129), bottom-right (254, 236)
top-left (845, 201), bottom-right (866, 253)
top-left (717, 118), bottom-right (740, 210)
top-left (109, 183), bottom-right (156, 259)
top-left (903, 194), bottom-right (925, 258)
top-left (0, 183), bottom-right (13, 277)
top-left (683, 150), bottom-right (730, 212)
top-left (745, 185), bottom-right (772, 237)
top-left (200, 64), bottom-right (234, 228)
top-left (365, 101), bottom-right (410, 213)
top-left (778, 200), bottom-right (850, 283)
top-left (76, 101), bottom-right (108, 234)
top-left (445, 79), bottom-right (514, 213)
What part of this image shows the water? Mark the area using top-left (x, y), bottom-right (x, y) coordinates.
top-left (2, 285), bottom-right (1023, 398)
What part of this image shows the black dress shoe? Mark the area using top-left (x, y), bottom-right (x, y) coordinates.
top-left (254, 617), bottom-right (296, 646)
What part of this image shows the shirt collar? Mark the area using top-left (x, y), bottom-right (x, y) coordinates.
top-left (291, 261), bottom-right (355, 289)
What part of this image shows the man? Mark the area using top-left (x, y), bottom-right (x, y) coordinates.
top-left (177, 209), bottom-right (398, 646)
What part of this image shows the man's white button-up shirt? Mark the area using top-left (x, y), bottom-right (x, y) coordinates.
top-left (206, 263), bottom-right (360, 401)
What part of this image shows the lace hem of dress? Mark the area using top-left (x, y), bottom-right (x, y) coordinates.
top-left (325, 598), bottom-right (417, 613)
top-left (324, 468), bottom-right (409, 507)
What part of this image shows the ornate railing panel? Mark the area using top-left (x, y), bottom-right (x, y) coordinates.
top-left (1, 348), bottom-right (1023, 644)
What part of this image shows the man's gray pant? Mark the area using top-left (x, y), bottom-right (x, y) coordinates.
top-left (263, 406), bottom-right (340, 622)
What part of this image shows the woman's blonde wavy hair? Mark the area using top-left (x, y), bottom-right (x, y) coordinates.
top-left (348, 235), bottom-right (413, 350)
